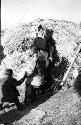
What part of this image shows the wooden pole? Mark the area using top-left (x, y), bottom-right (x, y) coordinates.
top-left (60, 43), bottom-right (81, 86)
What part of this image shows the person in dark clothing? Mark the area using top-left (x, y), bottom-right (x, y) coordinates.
top-left (33, 27), bottom-right (60, 94)
top-left (24, 62), bottom-right (41, 105)
top-left (24, 55), bottom-right (47, 104)
top-left (34, 27), bottom-right (59, 63)
top-left (24, 72), bottom-right (37, 105)
top-left (36, 57), bottom-right (47, 94)
top-left (44, 29), bottom-right (59, 63)
top-left (0, 69), bottom-right (27, 110)
top-left (43, 29), bottom-right (60, 89)
top-left (33, 25), bottom-right (46, 52)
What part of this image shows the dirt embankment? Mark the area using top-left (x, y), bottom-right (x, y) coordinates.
top-left (0, 19), bottom-right (81, 125)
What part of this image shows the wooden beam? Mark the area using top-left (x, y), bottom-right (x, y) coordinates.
top-left (60, 43), bottom-right (81, 86)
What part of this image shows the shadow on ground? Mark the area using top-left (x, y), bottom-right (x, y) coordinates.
top-left (0, 91), bottom-right (53, 125)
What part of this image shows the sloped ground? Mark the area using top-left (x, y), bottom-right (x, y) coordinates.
top-left (0, 87), bottom-right (81, 125)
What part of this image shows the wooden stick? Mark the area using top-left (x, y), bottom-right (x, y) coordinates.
top-left (60, 43), bottom-right (81, 86)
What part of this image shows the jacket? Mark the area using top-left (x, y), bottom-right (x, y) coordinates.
top-left (1, 78), bottom-right (23, 103)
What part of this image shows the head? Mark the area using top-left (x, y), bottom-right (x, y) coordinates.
top-left (5, 69), bottom-right (13, 79)
top-left (38, 25), bottom-right (43, 32)
top-left (45, 29), bottom-right (53, 38)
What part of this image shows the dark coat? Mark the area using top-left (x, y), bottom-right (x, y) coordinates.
top-left (34, 37), bottom-right (47, 51)
top-left (1, 78), bottom-right (23, 103)
top-left (34, 36), bottom-right (59, 62)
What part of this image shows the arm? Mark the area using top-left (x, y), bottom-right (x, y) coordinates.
top-left (16, 72), bottom-right (28, 86)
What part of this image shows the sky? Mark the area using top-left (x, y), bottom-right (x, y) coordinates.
top-left (1, 0), bottom-right (81, 29)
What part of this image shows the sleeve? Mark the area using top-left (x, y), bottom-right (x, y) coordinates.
top-left (12, 78), bottom-right (20, 86)
top-left (13, 77), bottom-right (25, 86)
top-left (17, 76), bottom-right (26, 86)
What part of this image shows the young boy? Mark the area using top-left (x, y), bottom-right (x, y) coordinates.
top-left (0, 69), bottom-right (27, 110)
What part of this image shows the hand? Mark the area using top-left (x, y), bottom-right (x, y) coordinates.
top-left (60, 80), bottom-right (66, 86)
top-left (49, 57), bottom-right (53, 62)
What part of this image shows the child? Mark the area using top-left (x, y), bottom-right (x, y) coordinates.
top-left (0, 69), bottom-right (27, 110)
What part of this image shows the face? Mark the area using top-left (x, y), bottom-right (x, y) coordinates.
top-left (5, 71), bottom-right (11, 79)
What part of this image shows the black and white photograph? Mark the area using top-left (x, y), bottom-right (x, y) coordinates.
top-left (0, 0), bottom-right (81, 124)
